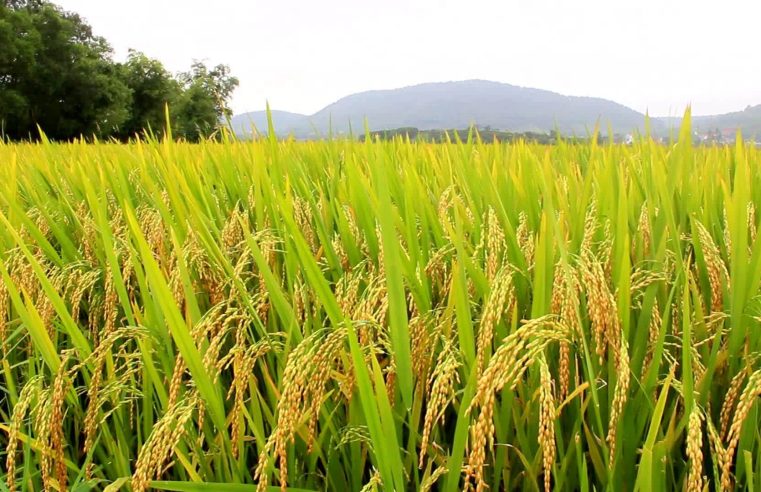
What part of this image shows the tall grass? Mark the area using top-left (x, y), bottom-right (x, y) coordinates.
top-left (2, 118), bottom-right (761, 491)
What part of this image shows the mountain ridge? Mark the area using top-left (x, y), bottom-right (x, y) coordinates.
top-left (230, 80), bottom-right (760, 138)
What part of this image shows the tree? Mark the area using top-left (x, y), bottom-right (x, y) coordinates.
top-left (117, 50), bottom-right (180, 139)
top-left (0, 1), bottom-right (130, 140)
top-left (0, 1), bottom-right (239, 141)
top-left (174, 61), bottom-right (239, 141)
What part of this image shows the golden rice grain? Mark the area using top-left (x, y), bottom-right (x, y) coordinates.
top-left (419, 338), bottom-right (460, 468)
top-left (517, 211), bottom-right (535, 270)
top-left (538, 358), bottom-right (556, 492)
top-left (580, 250), bottom-right (619, 365)
top-left (695, 220), bottom-right (729, 313)
top-left (551, 262), bottom-right (580, 400)
top-left (420, 465), bottom-right (449, 492)
top-left (131, 394), bottom-right (198, 492)
top-left (638, 202), bottom-right (652, 256)
top-left (685, 405), bottom-right (704, 492)
top-left (749, 202), bottom-right (757, 246)
top-left (255, 327), bottom-right (348, 491)
top-left (484, 208), bottom-right (505, 282)
top-left (721, 369), bottom-right (761, 490)
top-left (464, 317), bottom-right (570, 492)
top-left (5, 377), bottom-right (42, 492)
top-left (475, 265), bottom-right (514, 375)
top-left (606, 335), bottom-right (630, 465)
top-left (720, 368), bottom-right (748, 439)
top-left (359, 469), bottom-right (382, 492)
top-left (640, 302), bottom-right (662, 380)
top-left (0, 279), bottom-right (8, 355)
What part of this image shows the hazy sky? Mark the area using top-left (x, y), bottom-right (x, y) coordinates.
top-left (57, 0), bottom-right (761, 117)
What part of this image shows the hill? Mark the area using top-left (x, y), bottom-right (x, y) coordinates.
top-left (232, 80), bottom-right (658, 137)
top-left (230, 110), bottom-right (308, 137)
top-left (304, 80), bottom-right (655, 136)
top-left (231, 81), bottom-right (761, 139)
top-left (692, 105), bottom-right (761, 137)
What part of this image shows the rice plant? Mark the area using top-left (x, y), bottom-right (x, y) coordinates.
top-left (2, 115), bottom-right (761, 491)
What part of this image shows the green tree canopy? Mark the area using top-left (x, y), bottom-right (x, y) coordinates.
top-left (0, 1), bottom-right (239, 141)
top-left (117, 50), bottom-right (180, 139)
top-left (0, 1), bottom-right (130, 140)
top-left (174, 62), bottom-right (239, 141)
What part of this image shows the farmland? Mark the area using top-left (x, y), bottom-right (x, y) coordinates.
top-left (2, 119), bottom-right (761, 491)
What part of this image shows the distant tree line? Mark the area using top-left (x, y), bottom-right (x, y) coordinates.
top-left (0, 0), bottom-right (238, 141)
top-left (359, 127), bottom-right (678, 145)
top-left (360, 127), bottom-right (561, 145)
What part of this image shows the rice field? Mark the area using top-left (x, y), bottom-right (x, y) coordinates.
top-left (2, 119), bottom-right (761, 491)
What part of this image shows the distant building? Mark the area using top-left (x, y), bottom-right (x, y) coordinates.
top-left (695, 127), bottom-right (739, 145)
top-left (720, 128), bottom-right (737, 143)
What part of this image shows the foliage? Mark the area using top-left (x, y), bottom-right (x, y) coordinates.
top-left (174, 62), bottom-right (239, 141)
top-left (0, 0), bottom-right (131, 139)
top-left (0, 1), bottom-right (237, 141)
top-left (116, 50), bottom-right (181, 140)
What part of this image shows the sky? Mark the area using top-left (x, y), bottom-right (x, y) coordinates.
top-left (57, 0), bottom-right (761, 117)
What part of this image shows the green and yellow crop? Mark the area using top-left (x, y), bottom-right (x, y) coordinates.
top-left (2, 116), bottom-right (761, 491)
